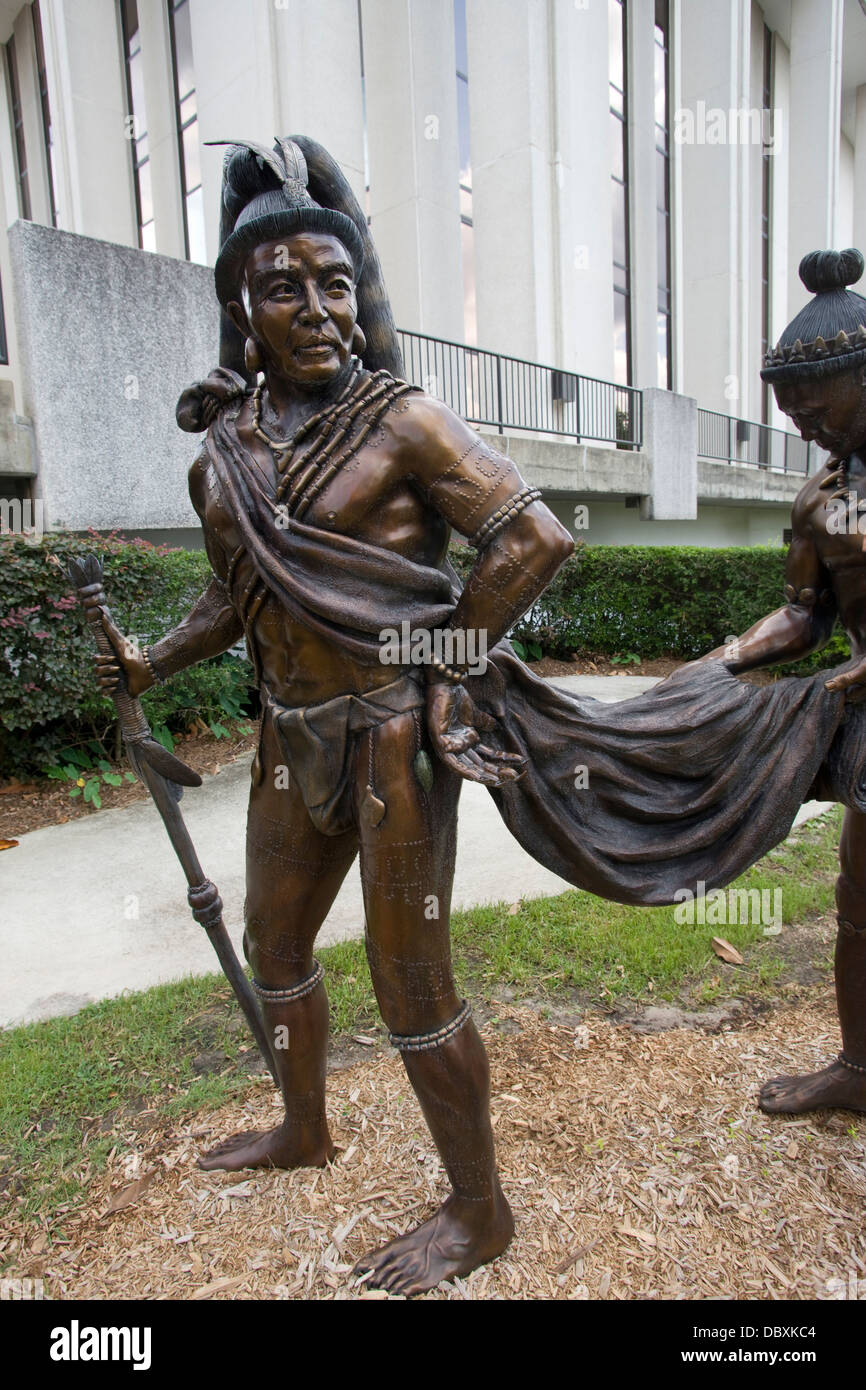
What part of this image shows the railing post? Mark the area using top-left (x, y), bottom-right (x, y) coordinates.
top-left (495, 353), bottom-right (504, 435)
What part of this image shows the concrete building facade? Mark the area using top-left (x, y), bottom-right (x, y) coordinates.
top-left (0, 0), bottom-right (862, 547)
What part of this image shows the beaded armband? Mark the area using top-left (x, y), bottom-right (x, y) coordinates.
top-left (470, 487), bottom-right (542, 550)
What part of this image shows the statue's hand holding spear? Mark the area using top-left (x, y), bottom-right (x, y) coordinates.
top-left (69, 553), bottom-right (277, 1085)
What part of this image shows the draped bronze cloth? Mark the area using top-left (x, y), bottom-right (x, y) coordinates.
top-left (208, 408), bottom-right (862, 907)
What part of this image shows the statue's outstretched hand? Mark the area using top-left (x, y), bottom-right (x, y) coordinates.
top-left (426, 681), bottom-right (526, 787)
top-left (85, 603), bottom-right (154, 698)
top-left (826, 656), bottom-right (866, 696)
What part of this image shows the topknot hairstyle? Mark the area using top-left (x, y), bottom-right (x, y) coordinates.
top-left (762, 248), bottom-right (866, 383)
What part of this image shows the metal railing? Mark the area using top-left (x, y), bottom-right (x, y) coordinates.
top-left (697, 408), bottom-right (814, 475)
top-left (397, 328), bottom-right (642, 448)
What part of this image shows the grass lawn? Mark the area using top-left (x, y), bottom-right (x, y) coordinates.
top-left (0, 806), bottom-right (843, 1230)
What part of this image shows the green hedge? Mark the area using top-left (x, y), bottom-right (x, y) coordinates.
top-left (452, 541), bottom-right (850, 672)
top-left (0, 531), bottom-right (254, 779)
top-left (0, 534), bottom-right (850, 782)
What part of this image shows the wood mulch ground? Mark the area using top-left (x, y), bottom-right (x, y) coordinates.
top-left (4, 985), bottom-right (864, 1301)
top-left (0, 727), bottom-right (258, 841)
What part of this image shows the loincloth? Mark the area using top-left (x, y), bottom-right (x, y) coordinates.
top-left (264, 671), bottom-right (425, 836)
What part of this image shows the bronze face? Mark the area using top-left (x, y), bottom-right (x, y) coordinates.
top-left (229, 233), bottom-right (358, 391)
top-left (773, 367), bottom-right (866, 456)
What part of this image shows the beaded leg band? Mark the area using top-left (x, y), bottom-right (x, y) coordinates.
top-left (389, 1000), bottom-right (472, 1052)
top-left (838, 1052), bottom-right (866, 1075)
top-left (251, 961), bottom-right (324, 1003)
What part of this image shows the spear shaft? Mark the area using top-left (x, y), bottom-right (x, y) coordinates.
top-left (68, 554), bottom-right (278, 1087)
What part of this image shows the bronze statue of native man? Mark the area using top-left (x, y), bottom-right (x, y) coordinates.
top-left (95, 135), bottom-right (573, 1294)
top-left (92, 139), bottom-right (866, 1295)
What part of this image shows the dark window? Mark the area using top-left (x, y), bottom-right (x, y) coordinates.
top-left (6, 35), bottom-right (31, 220)
top-left (609, 0), bottom-right (631, 386)
top-left (760, 23), bottom-right (773, 424)
top-left (168, 0), bottom-right (205, 262)
top-left (32, 1), bottom-right (58, 226)
top-left (120, 0), bottom-right (155, 250)
top-left (356, 0), bottom-right (370, 219)
top-left (0, 271), bottom-right (8, 365)
top-left (654, 0), bottom-right (671, 389)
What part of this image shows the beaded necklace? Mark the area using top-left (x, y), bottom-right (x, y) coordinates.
top-left (248, 358), bottom-right (418, 522)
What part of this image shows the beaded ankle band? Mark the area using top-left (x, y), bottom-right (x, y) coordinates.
top-left (389, 1000), bottom-right (471, 1052)
top-left (471, 488), bottom-right (542, 550)
top-left (838, 1051), bottom-right (866, 1075)
top-left (252, 961), bottom-right (324, 1003)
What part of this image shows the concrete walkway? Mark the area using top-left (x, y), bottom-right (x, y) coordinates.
top-left (2, 675), bottom-right (832, 1028)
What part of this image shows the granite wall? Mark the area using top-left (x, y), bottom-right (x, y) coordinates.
top-left (8, 221), bottom-right (219, 533)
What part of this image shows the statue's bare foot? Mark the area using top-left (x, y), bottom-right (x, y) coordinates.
top-left (353, 1190), bottom-right (514, 1297)
top-left (759, 1060), bottom-right (866, 1115)
top-left (197, 1122), bottom-right (335, 1172)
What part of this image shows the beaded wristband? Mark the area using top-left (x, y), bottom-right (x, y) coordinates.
top-left (428, 657), bottom-right (467, 685)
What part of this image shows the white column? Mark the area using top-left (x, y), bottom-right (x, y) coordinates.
top-left (626, 0), bottom-right (659, 390)
top-left (272, 0), bottom-right (366, 206)
top-left (138, 0), bottom-right (185, 259)
top-left (669, 0), bottom-right (685, 392)
top-left (767, 32), bottom-right (790, 432)
top-left (746, 0), bottom-right (767, 419)
top-left (187, 0), bottom-right (280, 265)
top-left (361, 0), bottom-right (463, 339)
top-left (549, 0), bottom-right (614, 382)
top-left (853, 85), bottom-right (866, 259)
top-left (678, 0), bottom-right (753, 416)
top-left (41, 0), bottom-right (137, 245)
top-left (787, 0), bottom-right (843, 307)
top-left (465, 0), bottom-right (555, 362)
